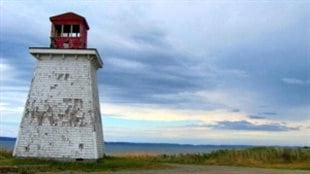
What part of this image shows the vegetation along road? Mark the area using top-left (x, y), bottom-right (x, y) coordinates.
top-left (42, 164), bottom-right (310, 174)
top-left (1, 147), bottom-right (309, 173)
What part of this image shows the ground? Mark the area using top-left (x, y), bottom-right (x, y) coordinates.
top-left (41, 164), bottom-right (310, 174)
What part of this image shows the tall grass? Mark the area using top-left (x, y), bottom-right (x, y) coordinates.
top-left (207, 147), bottom-right (310, 163)
top-left (152, 147), bottom-right (310, 169)
top-left (0, 147), bottom-right (309, 172)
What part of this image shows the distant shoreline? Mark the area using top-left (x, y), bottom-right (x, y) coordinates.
top-left (1, 137), bottom-right (307, 157)
top-left (0, 137), bottom-right (305, 147)
top-left (0, 139), bottom-right (251, 155)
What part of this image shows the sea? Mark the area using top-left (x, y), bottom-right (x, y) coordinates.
top-left (0, 138), bottom-right (250, 155)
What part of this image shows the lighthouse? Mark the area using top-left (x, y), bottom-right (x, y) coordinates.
top-left (13, 12), bottom-right (104, 160)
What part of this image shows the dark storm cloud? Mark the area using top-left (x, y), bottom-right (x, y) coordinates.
top-left (92, 2), bottom-right (309, 116)
top-left (1, 1), bottom-right (309, 121)
top-left (0, 11), bottom-right (213, 110)
top-left (209, 120), bottom-right (299, 132)
top-left (97, 25), bottom-right (219, 106)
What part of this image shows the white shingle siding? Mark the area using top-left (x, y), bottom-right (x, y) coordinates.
top-left (13, 48), bottom-right (104, 160)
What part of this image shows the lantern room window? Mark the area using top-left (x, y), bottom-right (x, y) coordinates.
top-left (62, 25), bottom-right (71, 37)
top-left (72, 25), bottom-right (80, 37)
top-left (54, 24), bottom-right (81, 37)
top-left (55, 25), bottom-right (62, 37)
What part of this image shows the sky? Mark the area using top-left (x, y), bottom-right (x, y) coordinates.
top-left (0, 1), bottom-right (309, 146)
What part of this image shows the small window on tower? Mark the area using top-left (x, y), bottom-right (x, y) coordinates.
top-left (72, 25), bottom-right (80, 37)
top-left (54, 25), bottom-right (62, 37)
top-left (62, 25), bottom-right (70, 37)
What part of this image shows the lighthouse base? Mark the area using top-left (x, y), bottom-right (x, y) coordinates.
top-left (13, 48), bottom-right (104, 160)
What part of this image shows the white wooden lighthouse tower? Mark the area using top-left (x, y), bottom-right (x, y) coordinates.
top-left (13, 12), bottom-right (104, 160)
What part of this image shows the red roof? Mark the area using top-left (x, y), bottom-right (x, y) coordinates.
top-left (50, 12), bottom-right (89, 30)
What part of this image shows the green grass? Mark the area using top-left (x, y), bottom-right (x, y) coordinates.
top-left (0, 150), bottom-right (164, 173)
top-left (0, 147), bottom-right (309, 173)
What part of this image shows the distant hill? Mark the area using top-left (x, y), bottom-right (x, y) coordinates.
top-left (0, 137), bottom-right (16, 141)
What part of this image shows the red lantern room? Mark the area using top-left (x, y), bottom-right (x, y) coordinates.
top-left (50, 12), bottom-right (89, 49)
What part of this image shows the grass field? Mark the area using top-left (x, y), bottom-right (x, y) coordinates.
top-left (152, 147), bottom-right (310, 170)
top-left (0, 147), bottom-right (309, 173)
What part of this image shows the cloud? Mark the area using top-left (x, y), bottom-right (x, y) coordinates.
top-left (282, 78), bottom-right (310, 85)
top-left (0, 60), bottom-right (12, 72)
top-left (130, 27), bottom-right (168, 48)
top-left (0, 1), bottom-right (309, 145)
top-left (209, 120), bottom-right (299, 132)
top-left (231, 109), bottom-right (240, 112)
top-left (0, 123), bottom-right (19, 137)
top-left (0, 58), bottom-right (16, 81)
top-left (248, 115), bottom-right (266, 119)
top-left (106, 57), bottom-right (146, 70)
top-left (0, 59), bottom-right (29, 105)
top-left (262, 112), bottom-right (277, 116)
top-left (100, 102), bottom-right (248, 123)
top-left (278, 106), bottom-right (310, 121)
top-left (104, 118), bottom-right (309, 145)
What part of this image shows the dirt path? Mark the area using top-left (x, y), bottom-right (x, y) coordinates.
top-left (45, 164), bottom-right (310, 174)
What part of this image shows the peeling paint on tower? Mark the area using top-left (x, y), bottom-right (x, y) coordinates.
top-left (13, 12), bottom-right (104, 160)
